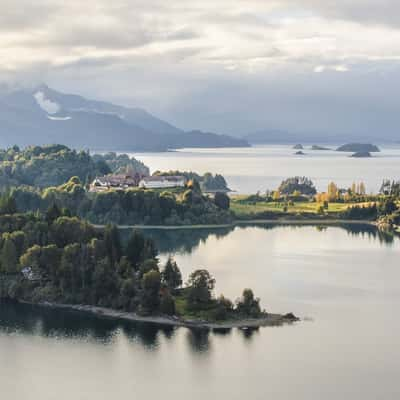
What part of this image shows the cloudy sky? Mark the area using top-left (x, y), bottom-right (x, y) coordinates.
top-left (1, 0), bottom-right (399, 138)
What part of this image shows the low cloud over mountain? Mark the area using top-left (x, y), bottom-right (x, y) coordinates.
top-left (0, 85), bottom-right (248, 150)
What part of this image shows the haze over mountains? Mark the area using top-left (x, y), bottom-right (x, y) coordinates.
top-left (0, 85), bottom-right (248, 151)
top-left (243, 130), bottom-right (388, 145)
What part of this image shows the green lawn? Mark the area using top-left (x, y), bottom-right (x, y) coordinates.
top-left (230, 198), bottom-right (356, 217)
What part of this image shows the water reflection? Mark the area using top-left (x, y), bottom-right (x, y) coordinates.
top-left (0, 301), bottom-right (269, 355)
top-left (0, 302), bottom-right (226, 353)
top-left (128, 223), bottom-right (398, 254)
top-left (239, 326), bottom-right (260, 341)
top-left (0, 302), bottom-right (165, 346)
top-left (120, 226), bottom-right (235, 254)
top-left (186, 329), bottom-right (211, 354)
top-left (2, 222), bottom-right (400, 400)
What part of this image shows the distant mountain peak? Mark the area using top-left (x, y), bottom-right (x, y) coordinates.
top-left (0, 85), bottom-right (249, 151)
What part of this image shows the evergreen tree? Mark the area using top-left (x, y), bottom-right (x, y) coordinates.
top-left (0, 194), bottom-right (17, 215)
top-left (161, 256), bottom-right (182, 290)
top-left (141, 269), bottom-right (161, 312)
top-left (126, 230), bottom-right (145, 267)
top-left (46, 203), bottom-right (61, 224)
top-left (214, 192), bottom-right (230, 210)
top-left (1, 238), bottom-right (18, 274)
top-left (104, 224), bottom-right (122, 265)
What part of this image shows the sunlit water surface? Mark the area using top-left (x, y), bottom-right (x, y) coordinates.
top-left (1, 224), bottom-right (400, 400)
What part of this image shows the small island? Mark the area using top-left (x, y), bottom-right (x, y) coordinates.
top-left (336, 143), bottom-right (380, 152)
top-left (293, 144), bottom-right (304, 149)
top-left (351, 151), bottom-right (372, 158)
top-left (311, 145), bottom-right (330, 151)
top-left (294, 151), bottom-right (306, 155)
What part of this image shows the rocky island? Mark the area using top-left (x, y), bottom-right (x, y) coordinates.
top-left (351, 151), bottom-right (372, 158)
top-left (311, 145), bottom-right (331, 150)
top-left (293, 144), bottom-right (304, 149)
top-left (336, 143), bottom-right (380, 152)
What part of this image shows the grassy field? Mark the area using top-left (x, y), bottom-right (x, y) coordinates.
top-left (230, 197), bottom-right (360, 217)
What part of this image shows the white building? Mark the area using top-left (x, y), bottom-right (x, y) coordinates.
top-left (21, 267), bottom-right (41, 281)
top-left (89, 173), bottom-right (143, 192)
top-left (139, 175), bottom-right (186, 189)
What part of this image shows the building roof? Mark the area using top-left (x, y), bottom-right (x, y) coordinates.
top-left (141, 175), bottom-right (186, 182)
top-left (94, 173), bottom-right (144, 187)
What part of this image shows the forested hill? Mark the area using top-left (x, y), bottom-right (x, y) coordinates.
top-left (0, 85), bottom-right (249, 151)
top-left (0, 144), bottom-right (148, 188)
top-left (153, 170), bottom-right (230, 192)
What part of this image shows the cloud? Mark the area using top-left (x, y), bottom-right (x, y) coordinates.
top-left (0, 0), bottom-right (400, 138)
top-left (1, 0), bottom-right (400, 73)
top-left (34, 91), bottom-right (60, 114)
top-left (314, 64), bottom-right (349, 73)
top-left (282, 0), bottom-right (400, 29)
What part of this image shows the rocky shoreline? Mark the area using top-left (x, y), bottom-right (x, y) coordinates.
top-left (26, 301), bottom-right (299, 330)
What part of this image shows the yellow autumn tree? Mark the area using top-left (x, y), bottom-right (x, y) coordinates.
top-left (359, 181), bottom-right (366, 195)
top-left (316, 192), bottom-right (328, 203)
top-left (273, 190), bottom-right (281, 201)
top-left (327, 182), bottom-right (339, 201)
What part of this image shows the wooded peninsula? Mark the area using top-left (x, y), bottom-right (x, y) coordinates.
top-left (1, 143), bottom-right (400, 328)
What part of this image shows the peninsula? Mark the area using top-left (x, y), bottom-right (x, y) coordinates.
top-left (0, 210), bottom-right (297, 330)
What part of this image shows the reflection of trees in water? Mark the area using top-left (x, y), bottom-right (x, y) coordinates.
top-left (186, 328), bottom-right (211, 354)
top-left (121, 222), bottom-right (394, 254)
top-left (239, 326), bottom-right (260, 341)
top-left (130, 227), bottom-right (235, 254)
top-left (0, 303), bottom-right (219, 353)
top-left (0, 302), bottom-right (117, 343)
top-left (0, 302), bottom-right (177, 348)
top-left (120, 223), bottom-right (397, 256)
top-left (341, 223), bottom-right (395, 245)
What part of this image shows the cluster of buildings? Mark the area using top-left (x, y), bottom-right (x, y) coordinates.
top-left (89, 173), bottom-right (186, 192)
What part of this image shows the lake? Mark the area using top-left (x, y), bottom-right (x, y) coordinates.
top-left (2, 224), bottom-right (400, 399)
top-left (132, 144), bottom-right (400, 194)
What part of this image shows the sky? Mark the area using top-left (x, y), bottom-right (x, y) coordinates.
top-left (0, 0), bottom-right (400, 138)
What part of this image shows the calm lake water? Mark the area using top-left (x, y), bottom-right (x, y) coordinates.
top-left (2, 224), bottom-right (400, 400)
top-left (132, 144), bottom-right (400, 194)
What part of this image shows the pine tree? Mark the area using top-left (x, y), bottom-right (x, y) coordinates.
top-left (1, 239), bottom-right (18, 274)
top-left (126, 230), bottom-right (145, 268)
top-left (104, 224), bottom-right (122, 265)
top-left (162, 257), bottom-right (182, 290)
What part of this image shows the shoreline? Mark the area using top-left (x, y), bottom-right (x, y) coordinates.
top-left (25, 301), bottom-right (299, 330)
top-left (93, 219), bottom-right (376, 230)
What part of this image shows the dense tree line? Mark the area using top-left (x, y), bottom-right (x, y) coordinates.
top-left (153, 170), bottom-right (230, 192)
top-left (0, 144), bottom-right (147, 189)
top-left (278, 176), bottom-right (317, 196)
top-left (12, 177), bottom-right (233, 225)
top-left (0, 207), bottom-right (262, 321)
top-left (340, 198), bottom-right (399, 220)
top-left (92, 152), bottom-right (149, 176)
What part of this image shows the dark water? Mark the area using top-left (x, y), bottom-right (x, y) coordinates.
top-left (2, 225), bottom-right (400, 399)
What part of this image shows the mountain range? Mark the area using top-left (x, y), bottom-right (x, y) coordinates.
top-left (0, 85), bottom-right (249, 151)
